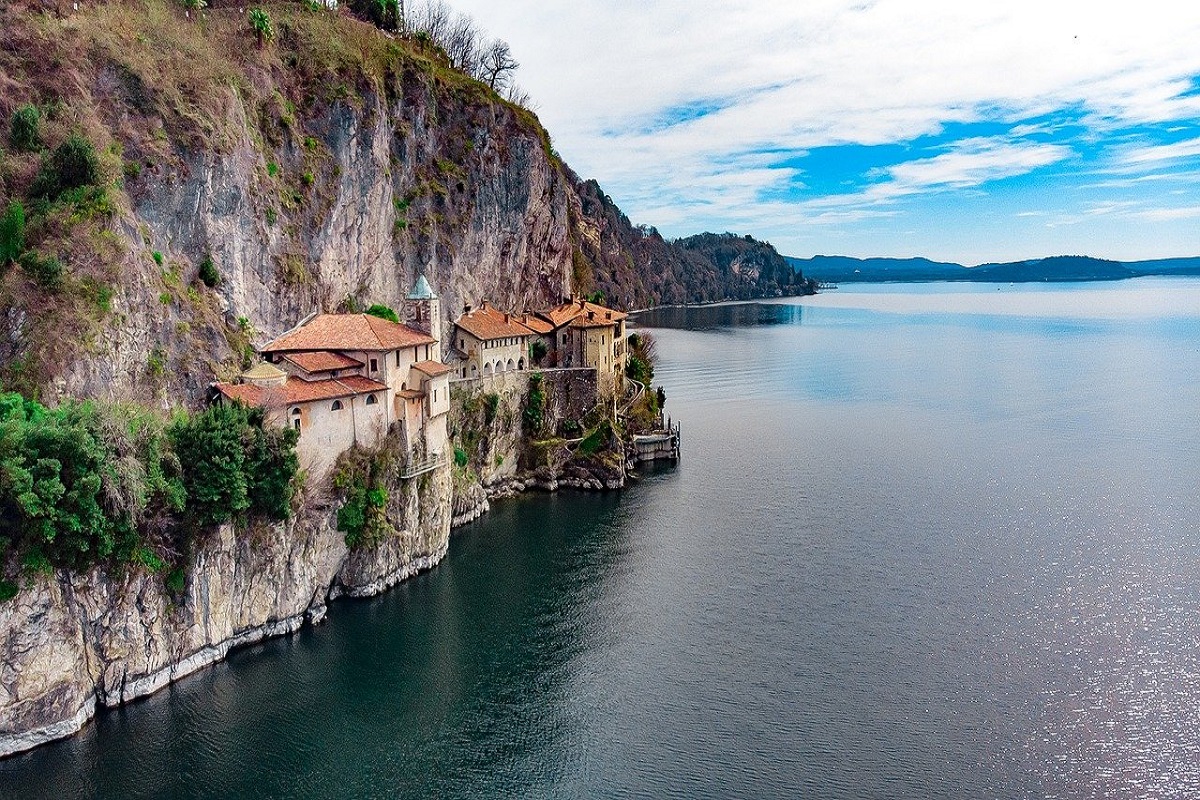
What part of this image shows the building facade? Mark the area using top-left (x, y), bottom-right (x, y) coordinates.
top-left (213, 278), bottom-right (451, 478)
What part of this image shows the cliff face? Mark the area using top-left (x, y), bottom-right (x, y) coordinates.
top-left (568, 180), bottom-right (817, 308)
top-left (0, 1), bottom-right (807, 404)
top-left (1, 0), bottom-right (574, 404)
top-left (0, 457), bottom-right (452, 758)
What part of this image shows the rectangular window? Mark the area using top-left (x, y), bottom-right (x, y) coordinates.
top-left (396, 351), bottom-right (401, 366)
top-left (370, 358), bottom-right (378, 372)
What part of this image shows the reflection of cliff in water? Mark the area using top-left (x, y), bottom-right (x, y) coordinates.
top-left (634, 302), bottom-right (803, 331)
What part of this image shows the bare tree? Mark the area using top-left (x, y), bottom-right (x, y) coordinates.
top-left (411, 0), bottom-right (452, 44)
top-left (480, 38), bottom-right (518, 91)
top-left (406, 0), bottom-right (526, 101)
top-left (504, 83), bottom-right (532, 108)
top-left (443, 14), bottom-right (483, 74)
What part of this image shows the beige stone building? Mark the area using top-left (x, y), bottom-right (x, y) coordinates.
top-left (214, 278), bottom-right (451, 478)
top-left (451, 301), bottom-right (535, 379)
top-left (530, 297), bottom-right (629, 392)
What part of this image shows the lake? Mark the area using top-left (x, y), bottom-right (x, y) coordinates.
top-left (3, 279), bottom-right (1199, 798)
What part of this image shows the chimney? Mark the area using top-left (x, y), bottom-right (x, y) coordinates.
top-left (587, 311), bottom-right (594, 320)
top-left (606, 311), bottom-right (612, 320)
top-left (481, 299), bottom-right (489, 310)
top-left (463, 303), bottom-right (472, 314)
top-left (578, 298), bottom-right (585, 309)
top-left (504, 313), bottom-right (510, 323)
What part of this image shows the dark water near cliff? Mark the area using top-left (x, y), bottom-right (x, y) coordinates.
top-left (4, 279), bottom-right (1200, 799)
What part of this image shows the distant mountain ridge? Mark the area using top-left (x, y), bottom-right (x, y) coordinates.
top-left (786, 254), bottom-right (1200, 283)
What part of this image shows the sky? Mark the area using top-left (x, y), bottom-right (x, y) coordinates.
top-left (445, 1), bottom-right (1200, 264)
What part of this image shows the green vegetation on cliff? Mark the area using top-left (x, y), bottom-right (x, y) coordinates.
top-left (0, 393), bottom-right (298, 597)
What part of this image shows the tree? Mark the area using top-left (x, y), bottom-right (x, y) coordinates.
top-left (31, 134), bottom-right (100, 200)
top-left (9, 104), bottom-right (41, 152)
top-left (479, 38), bottom-right (518, 91)
top-left (365, 304), bottom-right (399, 323)
top-left (0, 201), bottom-right (25, 266)
top-left (248, 7), bottom-right (274, 47)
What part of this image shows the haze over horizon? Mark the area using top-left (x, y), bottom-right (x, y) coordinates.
top-left (449, 1), bottom-right (1200, 264)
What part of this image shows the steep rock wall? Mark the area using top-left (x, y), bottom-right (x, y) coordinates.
top-left (0, 459), bottom-right (451, 758)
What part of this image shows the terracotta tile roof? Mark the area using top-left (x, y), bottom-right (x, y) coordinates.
top-left (397, 389), bottom-right (424, 400)
top-left (454, 304), bottom-right (534, 341)
top-left (262, 314), bottom-right (435, 353)
top-left (412, 360), bottom-right (452, 377)
top-left (536, 298), bottom-right (627, 331)
top-left (281, 351), bottom-right (363, 373)
top-left (215, 375), bottom-right (388, 407)
top-left (518, 314), bottom-right (554, 334)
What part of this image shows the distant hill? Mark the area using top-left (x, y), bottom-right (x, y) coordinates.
top-left (786, 254), bottom-right (1200, 283)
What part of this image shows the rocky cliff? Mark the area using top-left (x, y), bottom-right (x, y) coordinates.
top-left (0, 451), bottom-right (451, 758)
top-left (0, 0), bottom-right (809, 405)
top-left (0, 0), bottom-right (740, 758)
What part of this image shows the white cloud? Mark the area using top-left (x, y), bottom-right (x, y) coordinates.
top-left (1120, 137), bottom-right (1200, 164)
top-left (439, 0), bottom-right (1200, 259)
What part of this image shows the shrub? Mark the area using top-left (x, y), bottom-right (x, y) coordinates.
top-left (484, 392), bottom-right (500, 423)
top-left (166, 567), bottom-right (186, 593)
top-left (9, 104), bottom-right (40, 152)
top-left (0, 580), bottom-right (17, 602)
top-left (249, 7), bottom-right (274, 46)
top-left (198, 255), bottom-right (220, 287)
top-left (337, 474), bottom-right (388, 548)
top-left (0, 200), bottom-right (25, 266)
top-left (152, 251), bottom-right (164, 266)
top-left (0, 395), bottom-right (182, 570)
top-left (454, 446), bottom-right (468, 468)
top-left (524, 372), bottom-right (545, 433)
top-left (19, 251), bottom-right (62, 288)
top-left (168, 404), bottom-right (252, 525)
top-left (168, 403), bottom-right (298, 528)
top-left (31, 134), bottom-right (101, 200)
top-left (365, 303), bottom-right (399, 323)
top-left (626, 355), bottom-right (652, 385)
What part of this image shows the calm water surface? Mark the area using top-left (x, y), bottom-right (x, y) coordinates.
top-left (3, 279), bottom-right (1200, 799)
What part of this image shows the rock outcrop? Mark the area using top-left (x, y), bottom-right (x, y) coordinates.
top-left (0, 460), bottom-right (451, 758)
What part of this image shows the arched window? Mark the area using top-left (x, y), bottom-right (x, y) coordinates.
top-left (291, 407), bottom-right (302, 415)
top-left (366, 394), bottom-right (378, 406)
top-left (331, 400), bottom-right (344, 411)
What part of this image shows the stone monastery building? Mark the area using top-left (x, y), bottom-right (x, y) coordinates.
top-left (215, 276), bottom-right (449, 478)
top-left (214, 276), bottom-right (631, 478)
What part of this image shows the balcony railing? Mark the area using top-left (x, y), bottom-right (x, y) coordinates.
top-left (400, 452), bottom-right (444, 479)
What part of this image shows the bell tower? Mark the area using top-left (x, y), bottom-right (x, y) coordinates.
top-left (405, 273), bottom-right (441, 361)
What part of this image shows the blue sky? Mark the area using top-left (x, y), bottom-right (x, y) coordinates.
top-left (447, 1), bottom-right (1200, 263)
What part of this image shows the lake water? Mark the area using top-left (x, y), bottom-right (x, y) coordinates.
top-left (3, 279), bottom-right (1200, 798)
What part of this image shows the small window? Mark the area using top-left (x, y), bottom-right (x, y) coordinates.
top-left (370, 358), bottom-right (378, 372)
top-left (293, 419), bottom-right (301, 431)
top-left (331, 400), bottom-right (344, 411)
top-left (366, 394), bottom-right (378, 406)
top-left (291, 407), bottom-right (302, 416)
top-left (433, 389), bottom-right (438, 402)
top-left (396, 351), bottom-right (401, 366)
